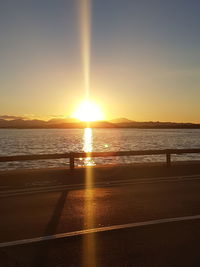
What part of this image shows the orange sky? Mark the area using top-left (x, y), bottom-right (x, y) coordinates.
top-left (1, 0), bottom-right (200, 123)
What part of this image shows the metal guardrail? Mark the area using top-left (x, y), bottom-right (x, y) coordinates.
top-left (0, 149), bottom-right (200, 170)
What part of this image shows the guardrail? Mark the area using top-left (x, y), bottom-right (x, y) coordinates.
top-left (0, 149), bottom-right (200, 170)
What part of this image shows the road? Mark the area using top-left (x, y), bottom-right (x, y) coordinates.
top-left (1, 164), bottom-right (200, 266)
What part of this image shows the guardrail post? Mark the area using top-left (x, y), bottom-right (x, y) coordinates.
top-left (70, 153), bottom-right (75, 170)
top-left (166, 153), bottom-right (171, 166)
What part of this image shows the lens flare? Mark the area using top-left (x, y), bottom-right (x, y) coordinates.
top-left (79, 0), bottom-right (91, 100)
top-left (78, 1), bottom-right (97, 265)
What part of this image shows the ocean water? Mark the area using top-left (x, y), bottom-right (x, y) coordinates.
top-left (0, 128), bottom-right (200, 170)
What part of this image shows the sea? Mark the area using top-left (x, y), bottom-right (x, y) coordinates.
top-left (0, 128), bottom-right (200, 170)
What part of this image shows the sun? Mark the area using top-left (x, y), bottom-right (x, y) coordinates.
top-left (73, 101), bottom-right (104, 122)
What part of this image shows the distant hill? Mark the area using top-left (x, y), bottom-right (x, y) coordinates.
top-left (110, 118), bottom-right (134, 123)
top-left (47, 118), bottom-right (80, 124)
top-left (0, 119), bottom-right (47, 128)
top-left (114, 121), bottom-right (200, 129)
top-left (0, 119), bottom-right (115, 129)
top-left (0, 118), bottom-right (200, 129)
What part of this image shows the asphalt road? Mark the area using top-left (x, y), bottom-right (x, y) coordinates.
top-left (1, 169), bottom-right (200, 266)
top-left (2, 219), bottom-right (200, 267)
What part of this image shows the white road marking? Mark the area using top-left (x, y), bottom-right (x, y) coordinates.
top-left (1, 214), bottom-right (200, 248)
top-left (1, 174), bottom-right (200, 197)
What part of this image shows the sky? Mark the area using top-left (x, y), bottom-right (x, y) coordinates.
top-left (0, 0), bottom-right (200, 122)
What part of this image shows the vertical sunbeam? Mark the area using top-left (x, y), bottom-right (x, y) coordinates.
top-left (78, 1), bottom-right (96, 265)
top-left (83, 168), bottom-right (97, 267)
top-left (79, 0), bottom-right (91, 101)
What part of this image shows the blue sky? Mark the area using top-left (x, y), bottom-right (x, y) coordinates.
top-left (0, 0), bottom-right (200, 122)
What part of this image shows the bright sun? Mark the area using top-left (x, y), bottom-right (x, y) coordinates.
top-left (73, 101), bottom-right (103, 122)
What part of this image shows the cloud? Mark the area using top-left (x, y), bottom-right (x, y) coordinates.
top-left (0, 115), bottom-right (28, 120)
top-left (0, 114), bottom-right (68, 121)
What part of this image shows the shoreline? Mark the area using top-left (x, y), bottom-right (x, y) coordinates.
top-left (1, 126), bottom-right (200, 129)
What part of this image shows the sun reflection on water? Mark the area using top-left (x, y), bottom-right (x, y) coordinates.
top-left (83, 128), bottom-right (95, 166)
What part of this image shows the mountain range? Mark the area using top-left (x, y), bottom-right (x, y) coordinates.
top-left (0, 118), bottom-right (200, 129)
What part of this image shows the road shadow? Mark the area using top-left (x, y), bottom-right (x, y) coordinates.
top-left (32, 190), bottom-right (68, 267)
